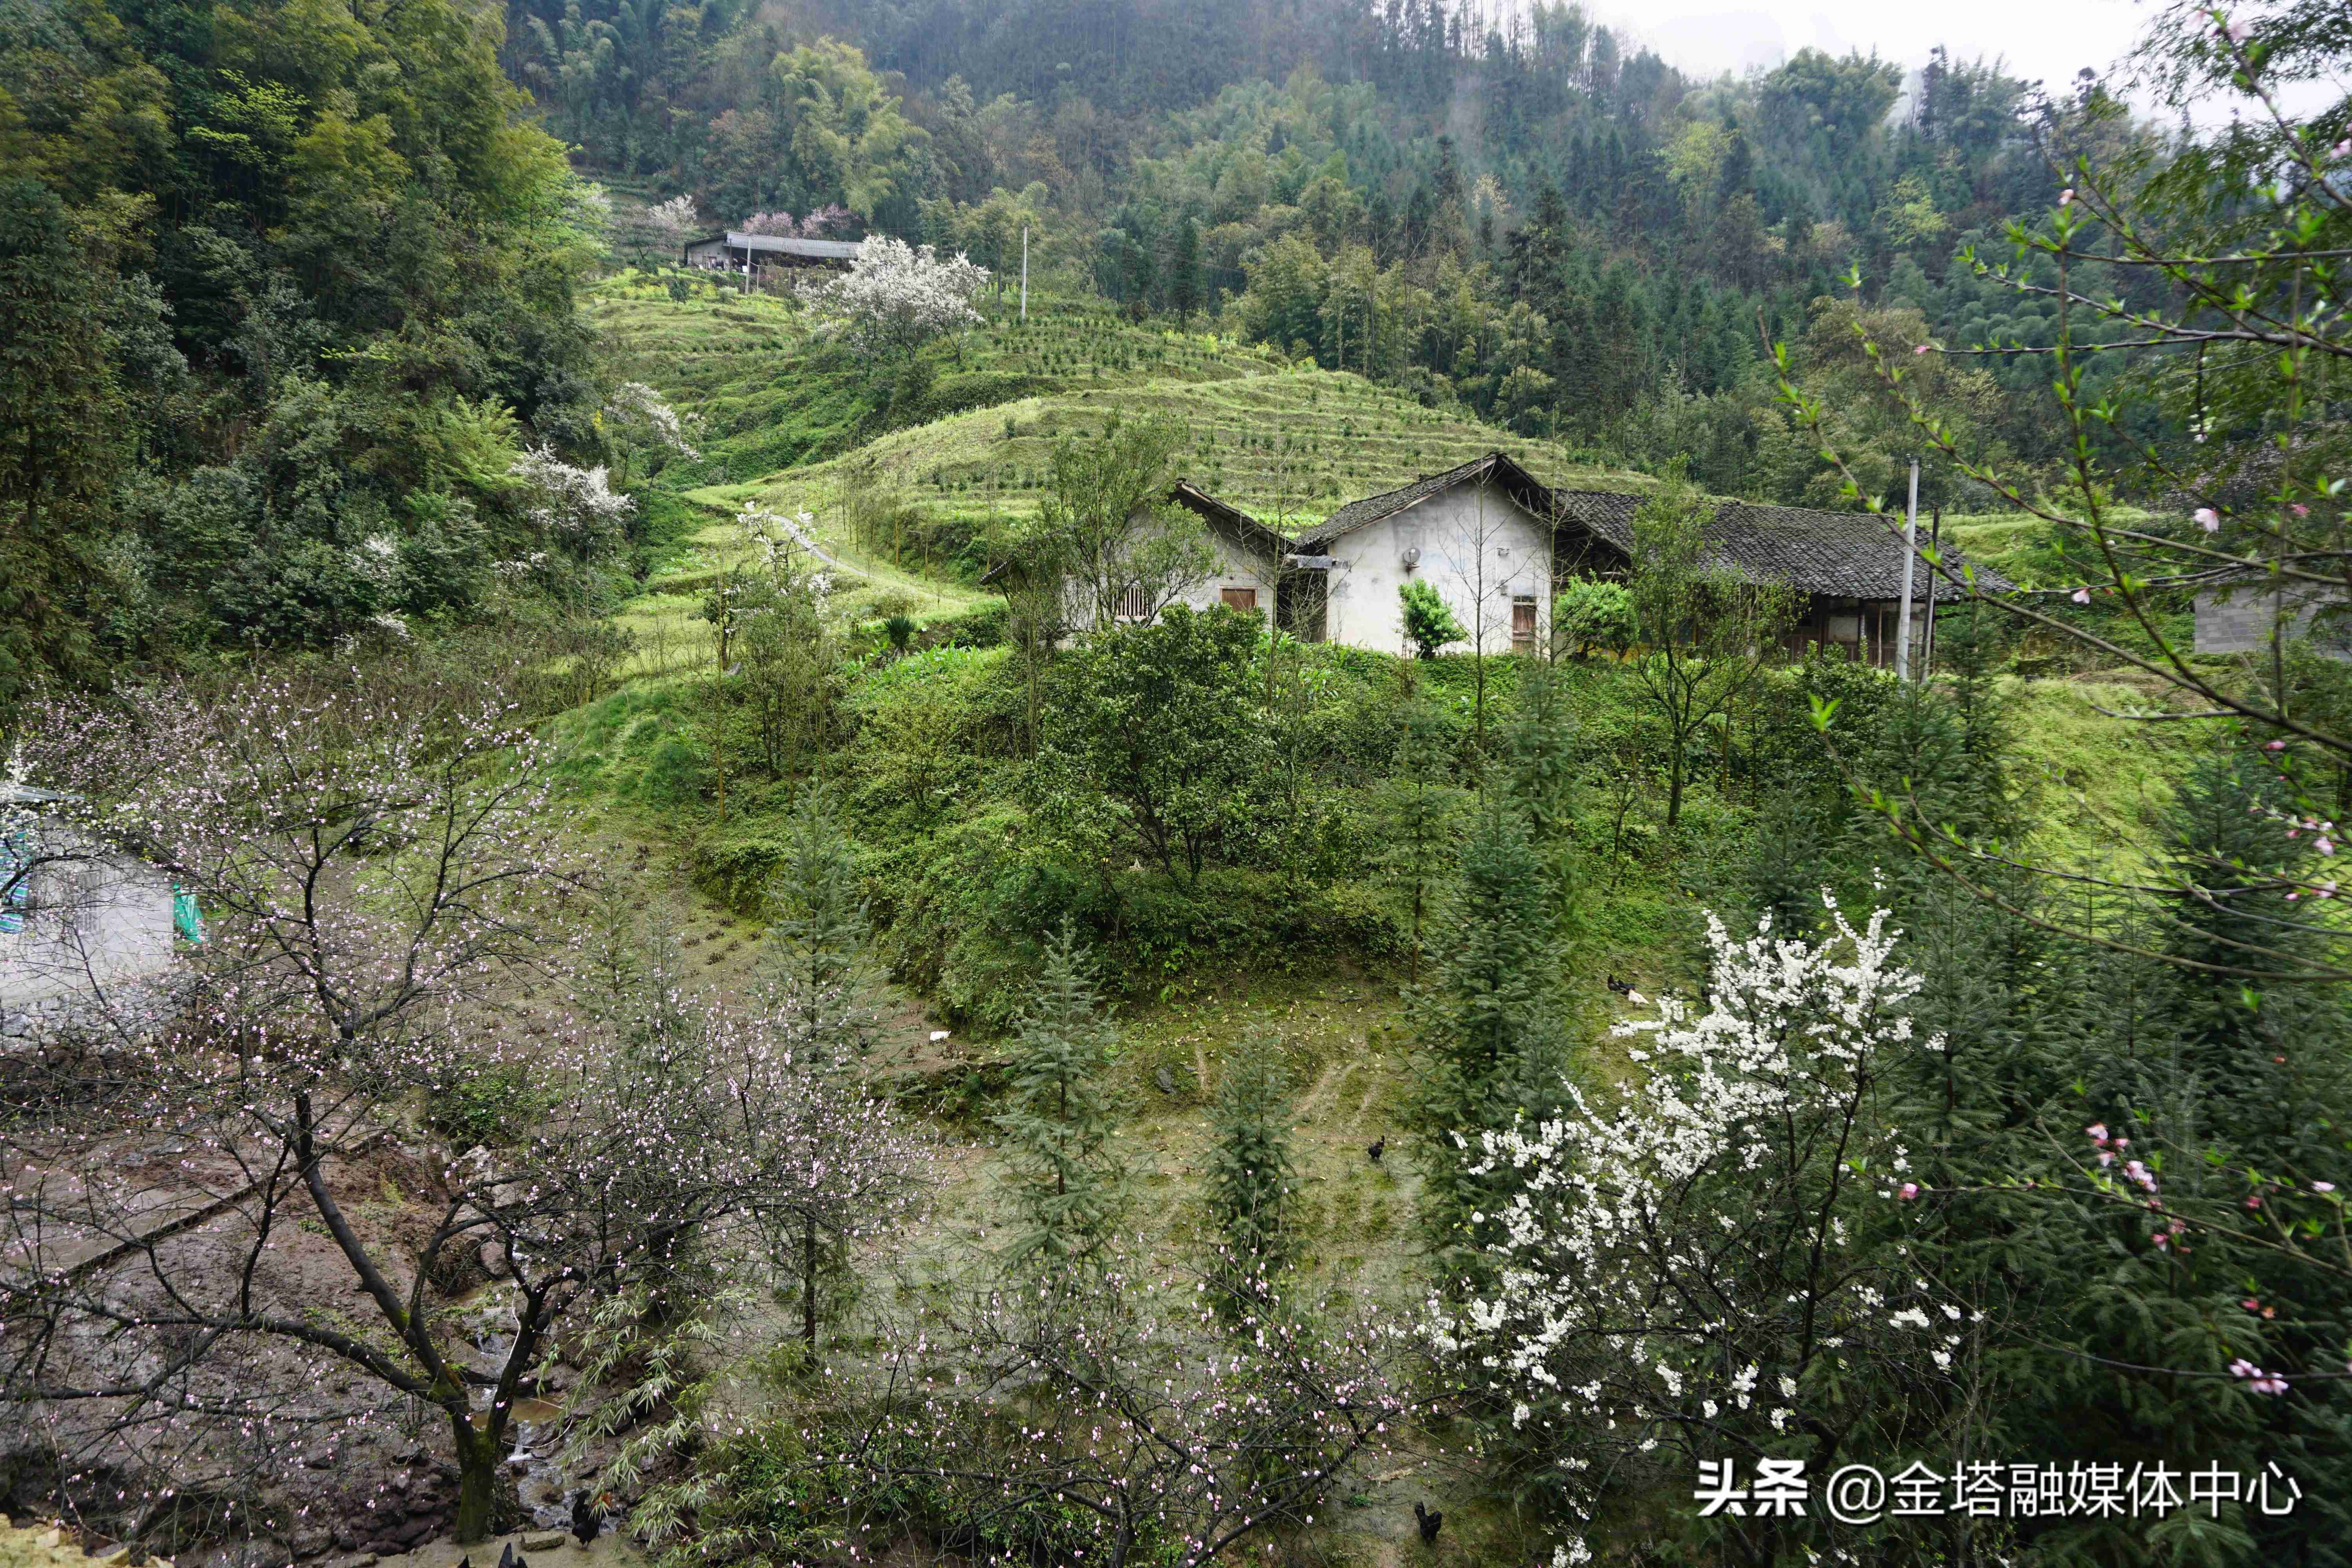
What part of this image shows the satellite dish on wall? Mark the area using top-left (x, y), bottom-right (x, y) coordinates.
top-left (1401, 546), bottom-right (1421, 570)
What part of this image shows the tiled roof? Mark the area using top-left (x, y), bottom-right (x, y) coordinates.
top-left (1168, 480), bottom-right (1301, 557)
top-left (1294, 452), bottom-right (1555, 549)
top-left (1560, 490), bottom-right (2011, 601)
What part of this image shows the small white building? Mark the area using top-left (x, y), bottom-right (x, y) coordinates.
top-left (0, 786), bottom-right (184, 1018)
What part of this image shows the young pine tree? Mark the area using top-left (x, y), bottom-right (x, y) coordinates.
top-left (994, 927), bottom-right (1128, 1268)
top-left (1205, 1027), bottom-right (1298, 1308)
top-left (1373, 679), bottom-right (1464, 986)
top-left (1407, 795), bottom-right (1574, 1282)
top-left (763, 788), bottom-right (875, 1066)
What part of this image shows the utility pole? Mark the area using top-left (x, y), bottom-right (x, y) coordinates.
top-left (1923, 505), bottom-right (1942, 678)
top-left (1895, 456), bottom-right (1919, 681)
top-left (1020, 225), bottom-right (1029, 322)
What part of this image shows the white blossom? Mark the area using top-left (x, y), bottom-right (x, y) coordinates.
top-left (796, 234), bottom-right (988, 358)
top-left (510, 445), bottom-right (634, 557)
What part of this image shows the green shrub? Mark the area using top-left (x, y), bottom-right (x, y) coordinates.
top-left (690, 824), bottom-right (794, 915)
top-left (426, 1062), bottom-right (556, 1148)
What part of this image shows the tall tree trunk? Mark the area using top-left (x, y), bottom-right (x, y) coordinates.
top-left (450, 1409), bottom-right (503, 1543)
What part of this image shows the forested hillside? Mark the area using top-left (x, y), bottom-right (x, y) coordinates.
top-left (505, 0), bottom-right (2110, 505)
top-left (7, 1), bottom-right (2352, 1567)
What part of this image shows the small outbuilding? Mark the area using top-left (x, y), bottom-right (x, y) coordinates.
top-left (681, 231), bottom-right (863, 277)
top-left (1, 785), bottom-right (189, 1020)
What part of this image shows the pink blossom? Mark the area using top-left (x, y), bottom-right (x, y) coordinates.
top-left (2336, 140), bottom-right (2352, 158)
top-left (1913, 343), bottom-right (1931, 355)
top-left (2059, 188), bottom-right (2075, 207)
top-left (2194, 507), bottom-right (2221, 531)
top-left (2071, 586), bottom-right (2092, 604)
top-left (2315, 1181), bottom-right (2337, 1193)
top-left (2292, 503), bottom-right (2310, 517)
top-left (2267, 739), bottom-right (2288, 750)
top-left (2086, 1123), bottom-right (2109, 1142)
top-left (2223, 19), bottom-right (2251, 42)
top-left (1897, 1182), bottom-right (1920, 1200)
top-left (2246, 1194), bottom-right (2263, 1209)
top-left (2151, 1232), bottom-right (2170, 1247)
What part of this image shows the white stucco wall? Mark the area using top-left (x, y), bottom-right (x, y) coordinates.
top-left (0, 816), bottom-right (179, 1009)
top-left (1165, 524), bottom-right (1278, 629)
top-left (1320, 483), bottom-right (1553, 657)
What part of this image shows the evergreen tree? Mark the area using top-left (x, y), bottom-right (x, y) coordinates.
top-left (764, 788), bottom-right (876, 1065)
top-left (994, 926), bottom-right (1128, 1267)
top-left (0, 181), bottom-right (123, 717)
top-left (1374, 677), bottom-right (1465, 985)
top-left (1167, 216), bottom-right (1203, 324)
top-left (1407, 794), bottom-right (1572, 1280)
top-left (1205, 1026), bottom-right (1297, 1308)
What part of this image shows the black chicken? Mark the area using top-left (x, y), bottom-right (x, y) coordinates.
top-left (1414, 1500), bottom-right (1443, 1543)
top-left (1366, 1134), bottom-right (1385, 1164)
top-left (572, 1489), bottom-right (605, 1546)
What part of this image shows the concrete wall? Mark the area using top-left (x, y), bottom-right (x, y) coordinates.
top-left (1321, 483), bottom-right (1553, 657)
top-left (1166, 522), bottom-right (1279, 629)
top-left (2196, 586), bottom-right (2352, 657)
top-left (1067, 515), bottom-right (1279, 631)
top-left (0, 815), bottom-right (179, 1011)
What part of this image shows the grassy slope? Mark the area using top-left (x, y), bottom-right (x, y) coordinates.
top-left (564, 278), bottom-right (2236, 1564)
top-left (591, 276), bottom-right (1649, 678)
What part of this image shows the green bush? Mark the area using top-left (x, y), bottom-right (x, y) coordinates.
top-left (426, 1062), bottom-right (556, 1149)
top-left (691, 824), bottom-right (795, 915)
top-left (929, 599), bottom-right (1009, 648)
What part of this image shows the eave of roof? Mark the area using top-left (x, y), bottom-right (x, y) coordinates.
top-left (1167, 481), bottom-right (1296, 557)
top-left (725, 231), bottom-right (863, 258)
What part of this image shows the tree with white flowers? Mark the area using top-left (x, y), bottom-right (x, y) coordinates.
top-left (797, 234), bottom-right (987, 359)
top-left (599, 381), bottom-right (700, 486)
top-left (510, 445), bottom-right (634, 558)
top-left (642, 193), bottom-right (702, 254)
top-left (1429, 895), bottom-right (1973, 1564)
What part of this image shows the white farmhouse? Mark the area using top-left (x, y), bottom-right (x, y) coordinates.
top-left (1161, 451), bottom-right (2010, 662)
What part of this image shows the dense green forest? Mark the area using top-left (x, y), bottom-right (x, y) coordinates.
top-left (7, 0), bottom-right (2352, 1566)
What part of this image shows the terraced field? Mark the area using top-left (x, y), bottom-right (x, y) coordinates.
top-left (701, 361), bottom-right (1651, 532)
top-left (593, 274), bottom-right (1657, 671)
top-left (590, 273), bottom-right (1649, 543)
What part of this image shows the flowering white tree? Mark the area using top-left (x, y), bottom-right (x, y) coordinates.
top-left (642, 193), bottom-right (702, 254)
top-left (0, 672), bottom-right (927, 1548)
top-left (1429, 896), bottom-right (1972, 1563)
top-left (510, 445), bottom-right (633, 558)
top-left (740, 204), bottom-right (850, 239)
top-left (599, 382), bottom-right (700, 486)
top-left (797, 234), bottom-right (987, 359)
